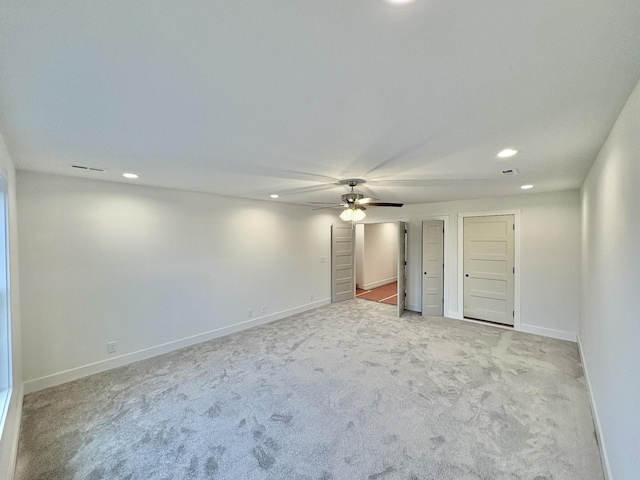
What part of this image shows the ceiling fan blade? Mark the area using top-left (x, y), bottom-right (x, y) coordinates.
top-left (276, 183), bottom-right (342, 197)
top-left (312, 205), bottom-right (347, 210)
top-left (308, 201), bottom-right (342, 205)
top-left (356, 197), bottom-right (379, 205)
top-left (366, 176), bottom-right (496, 187)
top-left (365, 202), bottom-right (404, 207)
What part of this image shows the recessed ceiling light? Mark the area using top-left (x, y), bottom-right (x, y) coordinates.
top-left (521, 184), bottom-right (534, 190)
top-left (270, 194), bottom-right (280, 199)
top-left (122, 173), bottom-right (139, 179)
top-left (497, 148), bottom-right (518, 158)
top-left (381, 0), bottom-right (416, 5)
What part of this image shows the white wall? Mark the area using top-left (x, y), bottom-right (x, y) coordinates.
top-left (17, 172), bottom-right (334, 392)
top-left (0, 133), bottom-right (22, 480)
top-left (354, 223), bottom-right (365, 289)
top-left (362, 190), bottom-right (582, 340)
top-left (358, 223), bottom-right (398, 290)
top-left (580, 79), bottom-right (640, 480)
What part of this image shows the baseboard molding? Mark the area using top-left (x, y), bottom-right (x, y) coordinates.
top-left (24, 298), bottom-right (331, 394)
top-left (517, 323), bottom-right (577, 342)
top-left (577, 336), bottom-right (612, 480)
top-left (0, 384), bottom-right (23, 480)
top-left (362, 277), bottom-right (397, 290)
top-left (442, 315), bottom-right (577, 342)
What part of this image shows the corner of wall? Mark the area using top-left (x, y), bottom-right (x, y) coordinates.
top-left (577, 336), bottom-right (612, 480)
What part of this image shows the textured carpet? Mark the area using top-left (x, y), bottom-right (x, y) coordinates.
top-left (16, 300), bottom-right (603, 480)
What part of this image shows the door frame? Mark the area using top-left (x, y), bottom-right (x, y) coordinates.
top-left (457, 210), bottom-right (521, 330)
top-left (397, 221), bottom-right (407, 317)
top-left (355, 219), bottom-right (410, 316)
top-left (331, 223), bottom-right (355, 303)
top-left (419, 215), bottom-right (450, 316)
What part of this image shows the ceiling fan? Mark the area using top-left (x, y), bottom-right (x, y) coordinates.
top-left (309, 179), bottom-right (403, 221)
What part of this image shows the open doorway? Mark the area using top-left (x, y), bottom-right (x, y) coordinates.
top-left (331, 221), bottom-right (406, 316)
top-left (355, 223), bottom-right (397, 305)
top-left (354, 223), bottom-right (405, 311)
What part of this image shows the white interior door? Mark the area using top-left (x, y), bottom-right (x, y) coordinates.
top-left (397, 221), bottom-right (406, 317)
top-left (331, 223), bottom-right (355, 303)
top-left (463, 215), bottom-right (514, 325)
top-left (422, 220), bottom-right (444, 316)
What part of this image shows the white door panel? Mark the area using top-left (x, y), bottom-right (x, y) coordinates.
top-left (397, 221), bottom-right (407, 317)
top-left (422, 220), bottom-right (444, 316)
top-left (463, 215), bottom-right (514, 325)
top-left (332, 223), bottom-right (355, 303)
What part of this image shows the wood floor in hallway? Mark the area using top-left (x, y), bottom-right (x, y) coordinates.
top-left (356, 281), bottom-right (397, 305)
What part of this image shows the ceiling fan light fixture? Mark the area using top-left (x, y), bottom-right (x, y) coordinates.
top-left (340, 207), bottom-right (366, 222)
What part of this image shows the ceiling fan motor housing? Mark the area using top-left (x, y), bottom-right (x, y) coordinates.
top-left (341, 192), bottom-right (364, 204)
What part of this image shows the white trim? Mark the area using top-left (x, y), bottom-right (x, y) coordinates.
top-left (0, 189), bottom-right (11, 425)
top-left (577, 336), bottom-right (612, 480)
top-left (24, 298), bottom-right (331, 394)
top-left (379, 294), bottom-right (397, 302)
top-left (458, 209), bottom-right (522, 330)
top-left (419, 216), bottom-right (450, 316)
top-left (361, 277), bottom-right (397, 290)
top-left (0, 388), bottom-right (9, 440)
top-left (0, 384), bottom-right (23, 480)
top-left (448, 310), bottom-right (461, 319)
top-left (441, 316), bottom-right (577, 343)
top-left (518, 323), bottom-right (576, 342)
top-left (445, 315), bottom-right (516, 332)
top-left (359, 217), bottom-right (412, 225)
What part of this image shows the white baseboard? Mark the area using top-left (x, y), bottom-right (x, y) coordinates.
top-left (577, 336), bottom-right (612, 480)
top-left (24, 299), bottom-right (331, 394)
top-left (517, 323), bottom-right (577, 342)
top-left (0, 384), bottom-right (23, 480)
top-left (362, 277), bottom-right (397, 290)
top-left (441, 315), bottom-right (577, 342)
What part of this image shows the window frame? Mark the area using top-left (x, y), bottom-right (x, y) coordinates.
top-left (0, 178), bottom-right (12, 437)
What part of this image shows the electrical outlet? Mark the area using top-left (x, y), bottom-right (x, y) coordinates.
top-left (261, 305), bottom-right (267, 314)
top-left (248, 308), bottom-right (253, 318)
top-left (107, 341), bottom-right (117, 354)
top-left (320, 256), bottom-right (326, 263)
top-left (310, 293), bottom-right (314, 301)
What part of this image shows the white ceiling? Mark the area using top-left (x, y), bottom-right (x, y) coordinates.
top-left (1, 1), bottom-right (639, 206)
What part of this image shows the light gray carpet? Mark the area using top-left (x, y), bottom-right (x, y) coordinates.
top-left (16, 300), bottom-right (603, 480)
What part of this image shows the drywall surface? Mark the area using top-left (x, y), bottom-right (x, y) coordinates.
top-left (17, 172), bottom-right (334, 390)
top-left (363, 190), bottom-right (581, 340)
top-left (580, 79), bottom-right (640, 480)
top-left (355, 224), bottom-right (365, 289)
top-left (358, 223), bottom-right (398, 290)
top-left (0, 132), bottom-right (23, 480)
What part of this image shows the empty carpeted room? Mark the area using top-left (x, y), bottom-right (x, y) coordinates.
top-left (1, 1), bottom-right (639, 479)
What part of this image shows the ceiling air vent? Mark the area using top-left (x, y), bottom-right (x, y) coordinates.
top-left (501, 168), bottom-right (518, 176)
top-left (71, 165), bottom-right (105, 172)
